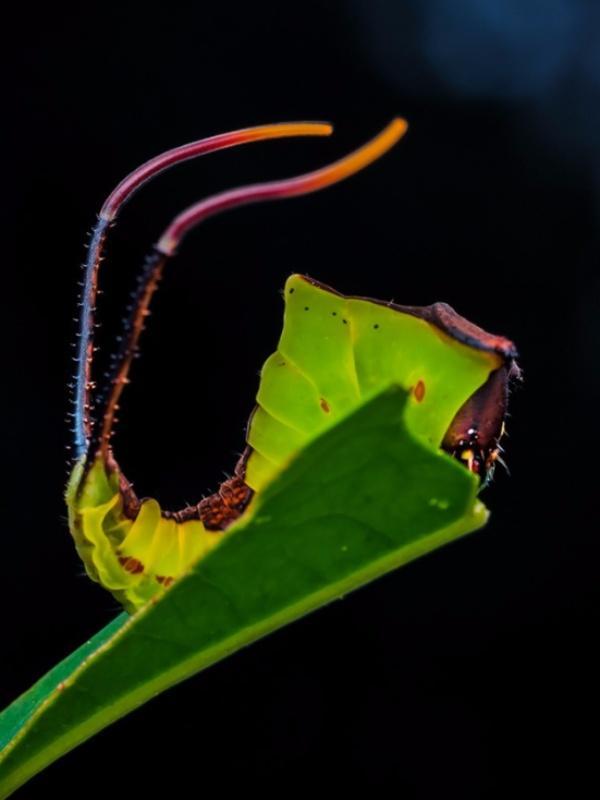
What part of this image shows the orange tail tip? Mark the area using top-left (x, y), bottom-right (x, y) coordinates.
top-left (100, 121), bottom-right (334, 222)
top-left (157, 118), bottom-right (408, 255)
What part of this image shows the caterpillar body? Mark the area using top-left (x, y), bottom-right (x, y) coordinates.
top-left (67, 120), bottom-right (519, 612)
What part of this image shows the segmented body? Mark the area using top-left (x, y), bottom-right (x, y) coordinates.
top-left (68, 274), bottom-right (517, 612)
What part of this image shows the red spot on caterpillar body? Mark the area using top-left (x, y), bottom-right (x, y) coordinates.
top-left (414, 380), bottom-right (426, 403)
top-left (118, 555), bottom-right (144, 574)
top-left (320, 398), bottom-right (330, 413)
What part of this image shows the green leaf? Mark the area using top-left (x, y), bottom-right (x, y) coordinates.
top-left (0, 387), bottom-right (487, 797)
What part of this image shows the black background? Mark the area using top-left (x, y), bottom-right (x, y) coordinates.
top-left (2, 2), bottom-right (599, 797)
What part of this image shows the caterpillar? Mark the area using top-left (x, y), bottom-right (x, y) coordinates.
top-left (66, 119), bottom-right (519, 612)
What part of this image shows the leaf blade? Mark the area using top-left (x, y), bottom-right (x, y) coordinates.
top-left (0, 387), bottom-right (487, 797)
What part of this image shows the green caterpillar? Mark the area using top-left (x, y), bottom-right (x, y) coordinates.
top-left (67, 119), bottom-right (519, 612)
